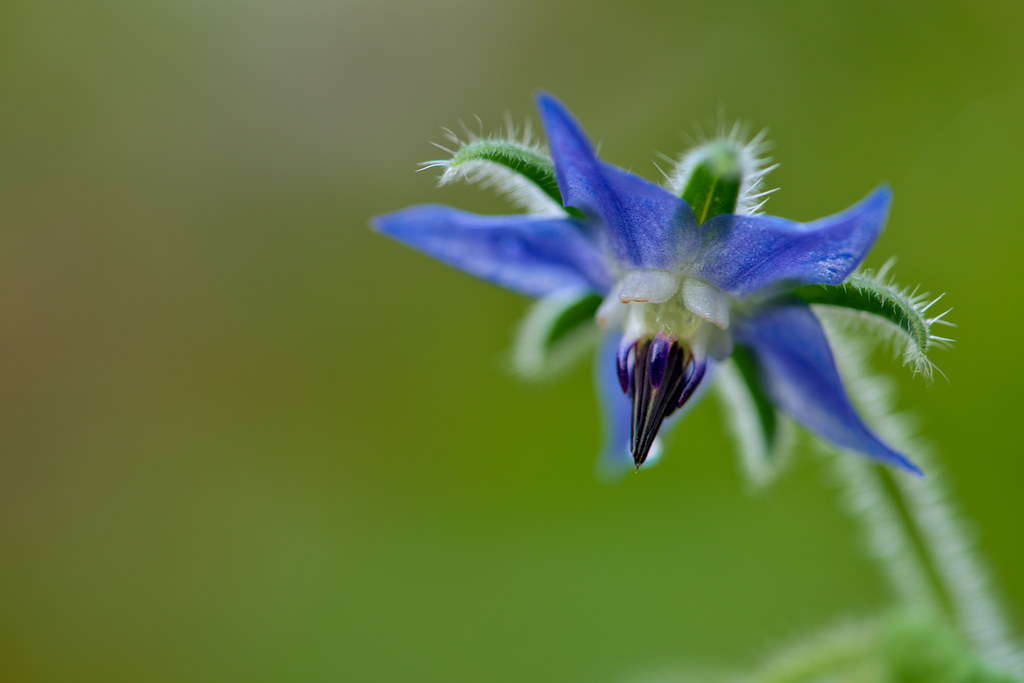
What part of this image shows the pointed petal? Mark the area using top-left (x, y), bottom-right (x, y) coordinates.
top-left (536, 93), bottom-right (699, 271)
top-left (595, 334), bottom-right (642, 472)
top-left (373, 205), bottom-right (612, 298)
top-left (696, 187), bottom-right (892, 298)
top-left (732, 301), bottom-right (921, 474)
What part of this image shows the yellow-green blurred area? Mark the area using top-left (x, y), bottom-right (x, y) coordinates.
top-left (1, 0), bottom-right (1022, 681)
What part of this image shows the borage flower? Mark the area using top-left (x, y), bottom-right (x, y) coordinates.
top-left (374, 94), bottom-right (950, 477)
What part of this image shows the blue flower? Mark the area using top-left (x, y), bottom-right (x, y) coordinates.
top-left (374, 93), bottom-right (926, 476)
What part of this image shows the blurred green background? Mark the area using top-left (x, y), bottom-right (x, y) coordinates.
top-left (1, 1), bottom-right (1022, 681)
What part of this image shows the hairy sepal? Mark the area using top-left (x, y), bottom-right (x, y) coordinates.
top-left (512, 292), bottom-right (603, 379)
top-left (424, 135), bottom-right (569, 216)
top-left (716, 347), bottom-right (791, 488)
top-left (665, 123), bottom-right (778, 218)
top-left (791, 263), bottom-right (954, 380)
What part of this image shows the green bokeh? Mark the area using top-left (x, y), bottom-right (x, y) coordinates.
top-left (1, 1), bottom-right (1022, 681)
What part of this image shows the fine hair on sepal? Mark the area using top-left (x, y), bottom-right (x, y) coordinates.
top-left (419, 117), bottom-right (566, 216)
top-left (797, 260), bottom-right (955, 381)
top-left (663, 120), bottom-right (779, 217)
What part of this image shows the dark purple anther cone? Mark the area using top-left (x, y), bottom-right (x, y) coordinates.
top-left (623, 337), bottom-right (700, 468)
top-left (616, 340), bottom-right (635, 394)
top-left (647, 334), bottom-right (673, 389)
top-left (678, 358), bottom-right (707, 408)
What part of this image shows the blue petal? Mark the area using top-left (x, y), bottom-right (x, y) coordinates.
top-left (595, 334), bottom-right (635, 473)
top-left (695, 187), bottom-right (892, 298)
top-left (536, 93), bottom-right (699, 271)
top-left (373, 205), bottom-right (612, 298)
top-left (732, 301), bottom-right (921, 475)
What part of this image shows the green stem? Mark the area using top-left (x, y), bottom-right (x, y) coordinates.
top-left (830, 453), bottom-right (944, 616)
top-left (824, 327), bottom-right (1023, 677)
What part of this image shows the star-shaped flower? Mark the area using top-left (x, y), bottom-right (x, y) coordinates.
top-left (374, 94), bottom-right (950, 477)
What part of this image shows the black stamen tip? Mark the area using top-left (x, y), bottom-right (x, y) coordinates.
top-left (627, 338), bottom-right (703, 467)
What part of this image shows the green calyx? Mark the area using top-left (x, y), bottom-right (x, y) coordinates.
top-left (433, 135), bottom-right (585, 217)
top-left (447, 138), bottom-right (562, 204)
top-left (716, 346), bottom-right (791, 489)
top-left (680, 141), bottom-right (743, 224)
top-left (512, 292), bottom-right (603, 379)
top-left (667, 125), bottom-right (776, 220)
top-left (731, 346), bottom-right (779, 458)
top-left (791, 264), bottom-right (953, 379)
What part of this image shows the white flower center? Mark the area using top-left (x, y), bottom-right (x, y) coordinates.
top-left (598, 270), bottom-right (731, 332)
top-left (595, 271), bottom-right (736, 361)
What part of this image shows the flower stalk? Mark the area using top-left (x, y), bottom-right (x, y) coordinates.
top-left (824, 329), bottom-right (1023, 678)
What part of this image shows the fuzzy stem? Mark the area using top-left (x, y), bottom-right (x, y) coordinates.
top-left (830, 453), bottom-right (943, 616)
top-left (823, 325), bottom-right (1024, 677)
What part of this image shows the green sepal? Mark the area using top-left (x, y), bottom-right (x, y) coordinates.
top-left (791, 265), bottom-right (953, 379)
top-left (716, 347), bottom-right (790, 488)
top-left (732, 346), bottom-right (778, 453)
top-left (680, 142), bottom-right (743, 224)
top-left (437, 137), bottom-right (582, 216)
top-left (512, 292), bottom-right (603, 379)
top-left (880, 613), bottom-right (1018, 683)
